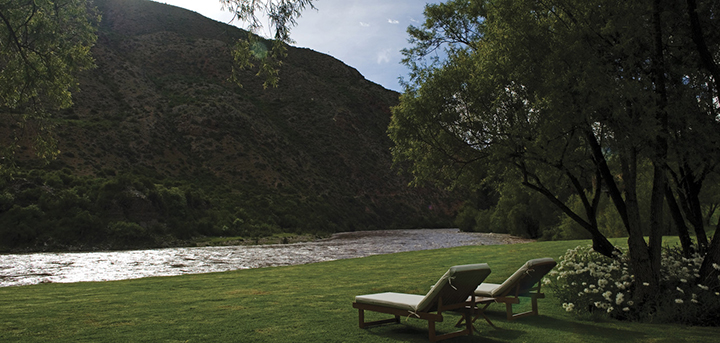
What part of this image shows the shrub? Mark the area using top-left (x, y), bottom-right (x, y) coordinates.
top-left (547, 244), bottom-right (720, 326)
top-left (454, 204), bottom-right (477, 232)
top-left (107, 221), bottom-right (149, 244)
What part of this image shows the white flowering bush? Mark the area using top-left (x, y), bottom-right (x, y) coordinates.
top-left (546, 244), bottom-right (720, 326)
top-left (547, 245), bottom-right (634, 318)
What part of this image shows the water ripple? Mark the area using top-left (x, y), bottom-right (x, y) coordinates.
top-left (0, 229), bottom-right (531, 287)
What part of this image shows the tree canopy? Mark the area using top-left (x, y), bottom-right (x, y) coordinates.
top-left (0, 0), bottom-right (97, 112)
top-left (389, 0), bottom-right (720, 300)
top-left (1, 0), bottom-right (98, 168)
top-left (220, 0), bottom-right (315, 88)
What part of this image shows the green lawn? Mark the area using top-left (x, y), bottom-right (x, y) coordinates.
top-left (0, 239), bottom-right (716, 342)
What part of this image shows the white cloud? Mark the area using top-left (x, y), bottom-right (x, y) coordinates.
top-left (158, 0), bottom-right (427, 91)
top-left (377, 49), bottom-right (391, 64)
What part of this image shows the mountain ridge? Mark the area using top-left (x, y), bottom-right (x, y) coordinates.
top-left (0, 0), bottom-right (461, 251)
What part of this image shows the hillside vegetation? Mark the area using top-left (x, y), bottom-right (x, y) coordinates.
top-left (0, 0), bottom-right (459, 252)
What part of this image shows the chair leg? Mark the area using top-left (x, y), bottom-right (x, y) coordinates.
top-left (358, 308), bottom-right (401, 329)
top-left (506, 303), bottom-right (514, 321)
top-left (358, 309), bottom-right (365, 328)
top-left (464, 307), bottom-right (473, 335)
top-left (456, 302), bottom-right (495, 330)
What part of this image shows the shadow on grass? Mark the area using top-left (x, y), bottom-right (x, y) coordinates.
top-left (360, 323), bottom-right (517, 343)
top-left (476, 311), bottom-right (647, 342)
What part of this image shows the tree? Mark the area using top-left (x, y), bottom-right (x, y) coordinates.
top-left (389, 0), bottom-right (720, 302)
top-left (0, 0), bottom-right (98, 170)
top-left (220, 0), bottom-right (315, 88)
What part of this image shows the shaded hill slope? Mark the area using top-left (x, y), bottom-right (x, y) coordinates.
top-left (0, 0), bottom-right (460, 251)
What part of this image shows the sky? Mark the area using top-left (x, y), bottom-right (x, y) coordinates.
top-left (153, 0), bottom-right (433, 92)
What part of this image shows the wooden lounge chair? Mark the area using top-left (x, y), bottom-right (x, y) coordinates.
top-left (352, 263), bottom-right (492, 342)
top-left (472, 258), bottom-right (556, 321)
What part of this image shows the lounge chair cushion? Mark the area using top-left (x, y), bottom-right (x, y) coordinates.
top-left (355, 263), bottom-right (491, 313)
top-left (475, 258), bottom-right (556, 298)
top-left (474, 283), bottom-right (502, 297)
top-left (417, 263), bottom-right (491, 312)
top-left (354, 292), bottom-right (425, 311)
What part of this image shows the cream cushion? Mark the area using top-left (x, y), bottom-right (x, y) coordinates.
top-left (354, 292), bottom-right (424, 311)
top-left (355, 263), bottom-right (492, 312)
top-left (474, 258), bottom-right (556, 297)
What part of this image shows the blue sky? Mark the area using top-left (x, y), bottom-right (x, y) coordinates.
top-left (154, 1), bottom-right (432, 92)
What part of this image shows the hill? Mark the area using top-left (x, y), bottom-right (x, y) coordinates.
top-left (0, 0), bottom-right (460, 251)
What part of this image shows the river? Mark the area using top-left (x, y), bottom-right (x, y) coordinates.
top-left (0, 229), bottom-right (533, 287)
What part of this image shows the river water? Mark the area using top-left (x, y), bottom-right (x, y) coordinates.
top-left (0, 229), bottom-right (533, 287)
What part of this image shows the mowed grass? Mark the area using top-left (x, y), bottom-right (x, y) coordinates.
top-left (1, 238), bottom-right (716, 342)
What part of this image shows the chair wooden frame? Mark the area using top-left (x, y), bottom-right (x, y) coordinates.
top-left (480, 282), bottom-right (546, 321)
top-left (470, 258), bottom-right (555, 323)
top-left (352, 263), bottom-right (492, 342)
top-left (352, 295), bottom-right (477, 342)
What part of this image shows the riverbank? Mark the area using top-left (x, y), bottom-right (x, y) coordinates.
top-left (2, 237), bottom-right (714, 343)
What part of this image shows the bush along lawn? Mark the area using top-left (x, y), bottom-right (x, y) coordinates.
top-left (1, 239), bottom-right (718, 342)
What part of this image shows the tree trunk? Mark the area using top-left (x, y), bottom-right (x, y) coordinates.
top-left (648, 163), bottom-right (666, 282)
top-left (697, 221), bottom-right (720, 288)
top-left (584, 129), bottom-right (629, 229)
top-left (621, 148), bottom-right (659, 302)
top-left (648, 0), bottom-right (668, 285)
top-left (682, 173), bottom-right (709, 249)
top-left (666, 185), bottom-right (695, 257)
top-left (520, 179), bottom-right (618, 257)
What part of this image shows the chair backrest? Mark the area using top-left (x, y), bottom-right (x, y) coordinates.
top-left (492, 258), bottom-right (556, 297)
top-left (416, 263), bottom-right (492, 312)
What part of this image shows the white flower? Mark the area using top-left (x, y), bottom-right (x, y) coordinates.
top-left (677, 287), bottom-right (684, 293)
top-left (616, 293), bottom-right (625, 305)
top-left (627, 301), bottom-right (634, 306)
top-left (675, 299), bottom-right (684, 304)
top-left (603, 291), bottom-right (613, 301)
top-left (584, 288), bottom-right (591, 293)
top-left (543, 278), bottom-right (551, 285)
top-left (712, 263), bottom-right (720, 270)
top-left (680, 278), bottom-right (687, 283)
top-left (607, 306), bottom-right (614, 313)
top-left (563, 303), bottom-right (575, 312)
top-left (623, 307), bottom-right (630, 312)
top-left (698, 284), bottom-right (709, 291)
top-left (691, 299), bottom-right (699, 304)
top-left (643, 282), bottom-right (650, 286)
